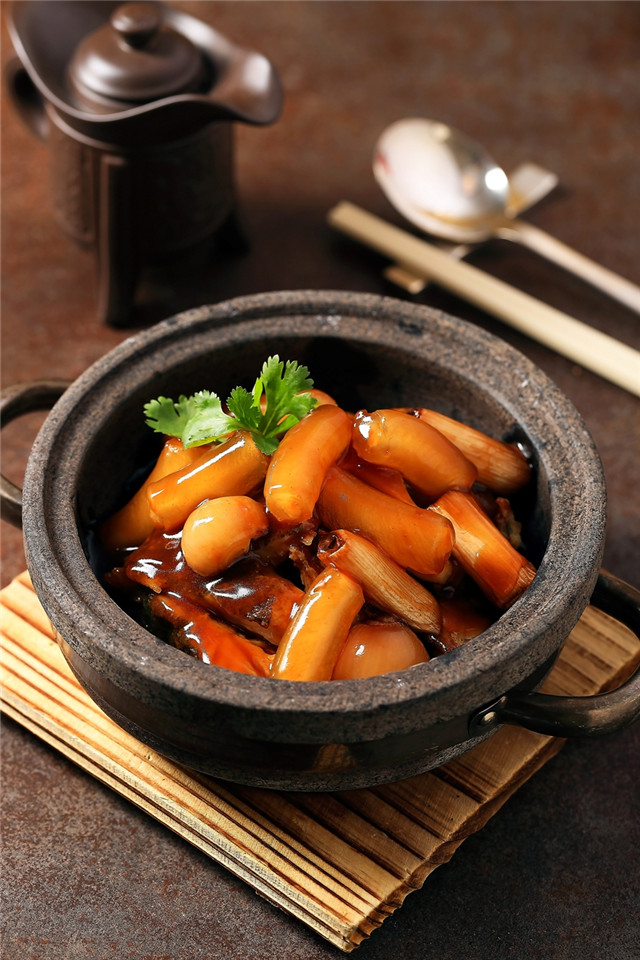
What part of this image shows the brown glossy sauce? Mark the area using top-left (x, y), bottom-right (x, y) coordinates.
top-left (121, 528), bottom-right (303, 646)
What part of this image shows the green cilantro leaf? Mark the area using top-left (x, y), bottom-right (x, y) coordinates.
top-left (144, 394), bottom-right (207, 439)
top-left (144, 357), bottom-right (317, 453)
top-left (144, 390), bottom-right (235, 447)
top-left (248, 357), bottom-right (315, 439)
top-left (180, 392), bottom-right (236, 447)
top-left (227, 386), bottom-right (262, 434)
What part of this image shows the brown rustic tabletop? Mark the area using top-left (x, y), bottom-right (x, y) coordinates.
top-left (2, 3), bottom-right (639, 959)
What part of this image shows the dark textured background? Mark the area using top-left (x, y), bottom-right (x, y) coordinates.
top-left (1, 3), bottom-right (639, 958)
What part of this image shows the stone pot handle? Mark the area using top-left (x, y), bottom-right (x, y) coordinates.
top-left (470, 570), bottom-right (640, 739)
top-left (0, 380), bottom-right (70, 527)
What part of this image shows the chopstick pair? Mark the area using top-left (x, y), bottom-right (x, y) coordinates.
top-left (327, 201), bottom-right (640, 398)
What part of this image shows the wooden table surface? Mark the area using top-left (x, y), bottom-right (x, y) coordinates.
top-left (2, 3), bottom-right (639, 959)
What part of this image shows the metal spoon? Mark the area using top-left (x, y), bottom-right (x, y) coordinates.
top-left (374, 118), bottom-right (640, 313)
top-left (383, 161), bottom-right (559, 293)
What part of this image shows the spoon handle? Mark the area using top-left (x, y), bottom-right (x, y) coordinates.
top-left (328, 202), bottom-right (640, 398)
top-left (498, 218), bottom-right (640, 314)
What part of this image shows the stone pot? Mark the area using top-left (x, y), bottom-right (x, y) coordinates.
top-left (2, 291), bottom-right (639, 790)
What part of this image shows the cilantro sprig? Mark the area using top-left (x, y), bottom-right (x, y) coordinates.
top-left (144, 356), bottom-right (317, 455)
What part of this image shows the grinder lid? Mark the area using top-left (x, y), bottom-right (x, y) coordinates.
top-left (68, 1), bottom-right (206, 109)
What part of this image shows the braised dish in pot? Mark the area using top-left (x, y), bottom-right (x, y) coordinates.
top-left (99, 356), bottom-right (537, 684)
top-left (8, 291), bottom-right (639, 790)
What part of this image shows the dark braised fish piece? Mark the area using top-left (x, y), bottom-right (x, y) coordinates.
top-left (149, 592), bottom-right (274, 676)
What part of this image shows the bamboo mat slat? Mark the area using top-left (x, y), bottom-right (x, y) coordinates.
top-left (1, 571), bottom-right (638, 951)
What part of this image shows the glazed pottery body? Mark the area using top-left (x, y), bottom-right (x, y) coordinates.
top-left (7, 1), bottom-right (282, 325)
top-left (22, 291), bottom-right (606, 790)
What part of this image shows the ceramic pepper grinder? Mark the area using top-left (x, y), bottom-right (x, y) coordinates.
top-left (7, 0), bottom-right (283, 326)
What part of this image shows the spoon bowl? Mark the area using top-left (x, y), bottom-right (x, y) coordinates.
top-left (374, 117), bottom-right (640, 313)
top-left (374, 118), bottom-right (509, 242)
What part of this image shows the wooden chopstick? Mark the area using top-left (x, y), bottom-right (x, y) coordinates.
top-left (328, 202), bottom-right (640, 398)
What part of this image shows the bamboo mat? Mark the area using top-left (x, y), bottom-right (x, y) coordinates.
top-left (1, 571), bottom-right (638, 951)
